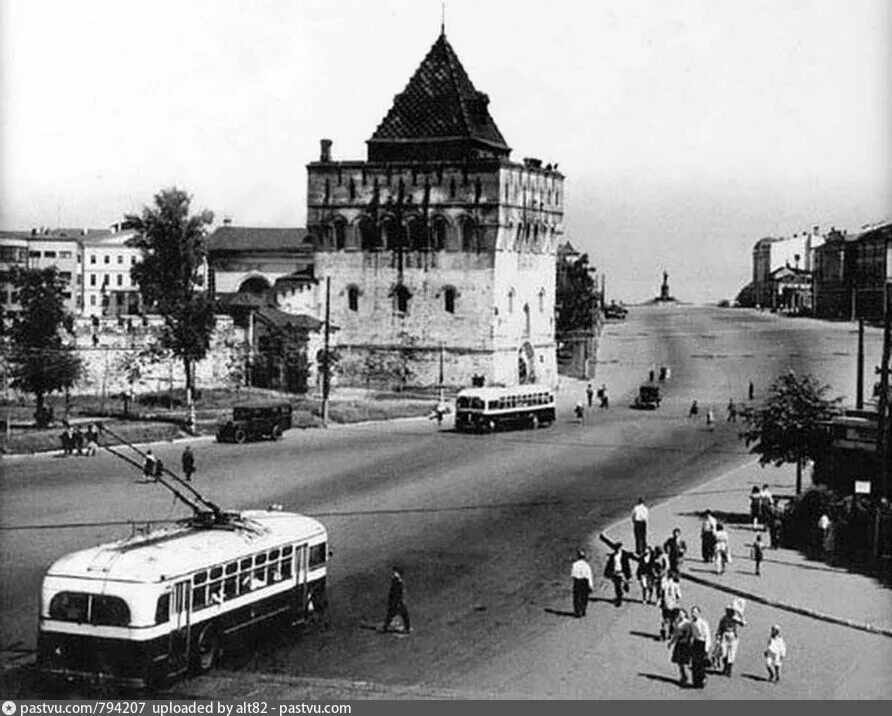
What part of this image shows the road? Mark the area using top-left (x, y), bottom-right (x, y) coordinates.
top-left (0, 306), bottom-right (884, 695)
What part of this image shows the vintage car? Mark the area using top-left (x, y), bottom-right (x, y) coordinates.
top-left (632, 384), bottom-right (662, 410)
top-left (603, 302), bottom-right (629, 320)
top-left (216, 400), bottom-right (293, 443)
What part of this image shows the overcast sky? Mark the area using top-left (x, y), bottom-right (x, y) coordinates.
top-left (2, 0), bottom-right (889, 302)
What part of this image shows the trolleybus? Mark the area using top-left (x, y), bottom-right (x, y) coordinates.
top-left (455, 385), bottom-right (556, 432)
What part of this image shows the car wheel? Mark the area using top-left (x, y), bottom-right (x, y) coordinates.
top-left (271, 425), bottom-right (283, 441)
top-left (233, 428), bottom-right (247, 444)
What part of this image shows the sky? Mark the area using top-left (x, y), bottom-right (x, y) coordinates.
top-left (1, 0), bottom-right (889, 303)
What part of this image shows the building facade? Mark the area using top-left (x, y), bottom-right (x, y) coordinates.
top-left (305, 32), bottom-right (563, 388)
top-left (81, 229), bottom-right (144, 318)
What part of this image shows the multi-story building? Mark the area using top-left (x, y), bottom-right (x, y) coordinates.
top-left (751, 227), bottom-right (822, 308)
top-left (81, 229), bottom-right (143, 318)
top-left (305, 30), bottom-right (563, 388)
top-left (0, 232), bottom-right (30, 322)
top-left (26, 233), bottom-right (83, 314)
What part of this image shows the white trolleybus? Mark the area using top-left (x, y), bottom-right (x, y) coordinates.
top-left (36, 427), bottom-right (329, 689)
top-left (454, 385), bottom-right (556, 433)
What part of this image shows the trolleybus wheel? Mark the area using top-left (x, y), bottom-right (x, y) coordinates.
top-left (192, 627), bottom-right (220, 673)
top-left (233, 428), bottom-right (247, 444)
top-left (271, 425), bottom-right (283, 441)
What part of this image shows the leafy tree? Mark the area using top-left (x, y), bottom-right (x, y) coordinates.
top-left (8, 267), bottom-right (82, 426)
top-left (556, 253), bottom-right (600, 334)
top-left (124, 188), bottom-right (215, 398)
top-left (739, 371), bottom-right (843, 494)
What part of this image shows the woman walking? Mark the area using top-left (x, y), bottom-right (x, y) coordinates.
top-left (659, 570), bottom-right (682, 641)
top-left (650, 546), bottom-right (668, 606)
top-left (668, 609), bottom-right (693, 686)
top-left (713, 523), bottom-right (730, 574)
top-left (715, 602), bottom-right (746, 676)
top-left (637, 546), bottom-right (655, 604)
top-left (764, 625), bottom-right (787, 682)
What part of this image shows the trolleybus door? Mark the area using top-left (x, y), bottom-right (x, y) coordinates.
top-left (168, 579), bottom-right (191, 675)
top-left (295, 545), bottom-right (308, 618)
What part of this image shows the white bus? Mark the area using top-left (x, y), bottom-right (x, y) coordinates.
top-left (37, 509), bottom-right (328, 688)
top-left (455, 385), bottom-right (556, 433)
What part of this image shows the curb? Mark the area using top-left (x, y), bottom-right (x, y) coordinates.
top-left (681, 571), bottom-right (892, 638)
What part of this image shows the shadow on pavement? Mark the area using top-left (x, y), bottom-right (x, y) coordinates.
top-left (629, 630), bottom-right (663, 642)
top-left (543, 608), bottom-right (577, 618)
top-left (637, 672), bottom-right (686, 689)
top-left (676, 509), bottom-right (752, 525)
top-left (741, 673), bottom-right (771, 683)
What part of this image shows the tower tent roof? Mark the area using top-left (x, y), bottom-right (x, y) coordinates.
top-left (367, 33), bottom-right (510, 161)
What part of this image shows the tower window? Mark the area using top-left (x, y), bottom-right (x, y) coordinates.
top-left (333, 220), bottom-right (347, 250)
top-left (409, 218), bottom-right (427, 251)
top-left (432, 216), bottom-right (448, 251)
top-left (347, 285), bottom-right (359, 312)
top-left (444, 286), bottom-right (456, 314)
top-left (461, 218), bottom-right (477, 252)
top-left (359, 217), bottom-right (379, 251)
top-left (394, 284), bottom-right (411, 315)
top-left (507, 288), bottom-right (515, 314)
top-left (538, 288), bottom-right (546, 313)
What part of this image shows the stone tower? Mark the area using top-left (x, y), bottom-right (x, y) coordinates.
top-left (306, 31), bottom-right (564, 388)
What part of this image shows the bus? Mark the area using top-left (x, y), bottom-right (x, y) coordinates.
top-left (455, 385), bottom-right (556, 433)
top-left (37, 509), bottom-right (328, 688)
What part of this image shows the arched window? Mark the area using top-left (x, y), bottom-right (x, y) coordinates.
top-left (333, 219), bottom-right (347, 250)
top-left (394, 284), bottom-right (411, 315)
top-left (347, 285), bottom-right (360, 312)
top-left (431, 216), bottom-right (448, 251)
top-left (444, 286), bottom-right (456, 314)
top-left (538, 288), bottom-right (546, 313)
top-left (523, 303), bottom-right (531, 336)
top-left (359, 217), bottom-right (379, 251)
top-left (408, 218), bottom-right (428, 251)
top-left (460, 218), bottom-right (477, 252)
top-left (381, 217), bottom-right (405, 250)
top-left (507, 288), bottom-right (515, 314)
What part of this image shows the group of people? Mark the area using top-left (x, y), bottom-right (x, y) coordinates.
top-left (59, 423), bottom-right (100, 457)
top-left (142, 445), bottom-right (197, 482)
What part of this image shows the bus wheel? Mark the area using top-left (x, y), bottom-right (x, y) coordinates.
top-left (530, 414), bottom-right (540, 430)
top-left (271, 425), bottom-right (283, 441)
top-left (192, 627), bottom-right (220, 673)
top-left (233, 428), bottom-right (247, 444)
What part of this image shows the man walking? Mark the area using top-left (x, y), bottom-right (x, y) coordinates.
top-left (598, 384), bottom-right (609, 409)
top-left (603, 541), bottom-right (632, 606)
top-left (663, 528), bottom-right (687, 574)
top-left (586, 383), bottom-right (594, 408)
top-left (142, 449), bottom-right (157, 480)
top-left (727, 398), bottom-right (737, 423)
top-left (570, 549), bottom-right (594, 617)
top-left (700, 509), bottom-right (717, 562)
top-left (381, 566), bottom-right (411, 633)
top-left (631, 498), bottom-right (649, 555)
top-left (689, 605), bottom-right (712, 689)
top-left (182, 446), bottom-right (196, 482)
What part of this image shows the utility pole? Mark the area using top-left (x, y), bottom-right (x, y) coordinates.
top-left (877, 282), bottom-right (891, 497)
top-left (438, 341), bottom-right (445, 404)
top-left (856, 318), bottom-right (865, 410)
top-left (322, 276), bottom-right (331, 428)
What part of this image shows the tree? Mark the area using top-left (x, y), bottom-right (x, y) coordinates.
top-left (557, 253), bottom-right (600, 334)
top-left (8, 267), bottom-right (82, 426)
top-left (739, 371), bottom-right (843, 494)
top-left (124, 188), bottom-right (215, 399)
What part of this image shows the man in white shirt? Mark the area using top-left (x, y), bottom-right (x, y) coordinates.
top-left (631, 498), bottom-right (649, 555)
top-left (690, 605), bottom-right (712, 689)
top-left (571, 549), bottom-right (594, 617)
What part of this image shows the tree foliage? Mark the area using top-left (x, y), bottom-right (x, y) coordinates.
top-left (739, 371), bottom-right (843, 493)
top-left (124, 188), bottom-right (215, 394)
top-left (556, 253), bottom-right (600, 334)
top-left (8, 267), bottom-right (82, 425)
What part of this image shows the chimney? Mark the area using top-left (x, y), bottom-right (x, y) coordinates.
top-left (320, 139), bottom-right (333, 163)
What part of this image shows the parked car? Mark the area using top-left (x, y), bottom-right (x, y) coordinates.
top-left (604, 302), bottom-right (628, 320)
top-left (632, 384), bottom-right (662, 410)
top-left (216, 400), bottom-right (293, 443)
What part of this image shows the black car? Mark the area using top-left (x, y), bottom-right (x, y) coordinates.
top-left (216, 400), bottom-right (293, 443)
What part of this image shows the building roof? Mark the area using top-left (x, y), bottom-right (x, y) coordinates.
top-left (256, 306), bottom-right (323, 332)
top-left (367, 33), bottom-right (510, 159)
top-left (274, 267), bottom-right (318, 288)
top-left (208, 226), bottom-right (311, 253)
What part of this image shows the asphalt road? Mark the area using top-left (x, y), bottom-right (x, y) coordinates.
top-left (0, 306), bottom-right (884, 695)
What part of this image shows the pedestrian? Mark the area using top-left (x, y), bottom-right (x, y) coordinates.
top-left (760, 484), bottom-right (774, 525)
top-left (715, 602), bottom-right (746, 676)
top-left (154, 456), bottom-right (165, 480)
top-left (668, 608), bottom-right (693, 686)
top-left (764, 625), bottom-right (787, 682)
top-left (660, 570), bottom-right (682, 640)
top-left (663, 528), bottom-right (687, 574)
top-left (73, 426), bottom-right (84, 456)
top-left (750, 486), bottom-right (762, 528)
top-left (598, 384), bottom-right (609, 409)
top-left (705, 407), bottom-right (715, 429)
top-left (650, 545), bottom-right (668, 605)
top-left (727, 398), bottom-right (737, 423)
top-left (751, 533), bottom-right (765, 576)
top-left (700, 509), bottom-right (717, 563)
top-left (767, 503), bottom-right (782, 549)
top-left (631, 497), bottom-right (649, 555)
top-left (574, 401), bottom-right (585, 424)
top-left (586, 383), bottom-right (594, 408)
top-left (84, 424), bottom-right (99, 456)
top-left (649, 368), bottom-right (655, 383)
top-left (636, 546), bottom-right (655, 604)
top-left (602, 540), bottom-right (632, 607)
top-left (60, 425), bottom-right (73, 456)
top-left (688, 400), bottom-right (699, 419)
top-left (689, 605), bottom-right (712, 689)
top-left (817, 513), bottom-right (831, 553)
top-left (381, 566), bottom-right (411, 633)
top-left (182, 445), bottom-right (196, 482)
top-left (713, 522), bottom-right (730, 575)
top-left (748, 381), bottom-right (755, 401)
top-left (142, 450), bottom-right (156, 479)
top-left (570, 549), bottom-right (594, 618)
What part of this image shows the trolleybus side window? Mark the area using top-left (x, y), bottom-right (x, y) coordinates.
top-left (193, 570), bottom-right (208, 609)
top-left (281, 545), bottom-right (294, 579)
top-left (309, 543), bottom-right (327, 569)
top-left (155, 593), bottom-right (170, 624)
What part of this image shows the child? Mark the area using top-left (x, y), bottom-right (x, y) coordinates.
top-left (752, 533), bottom-right (765, 576)
top-left (764, 625), bottom-right (787, 682)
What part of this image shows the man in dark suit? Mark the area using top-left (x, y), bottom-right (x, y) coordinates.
top-left (602, 539), bottom-right (633, 606)
top-left (381, 566), bottom-right (411, 633)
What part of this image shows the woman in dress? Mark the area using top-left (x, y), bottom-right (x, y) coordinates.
top-left (715, 603), bottom-right (746, 676)
top-left (713, 523), bottom-right (730, 574)
top-left (649, 545), bottom-right (668, 606)
top-left (668, 608), bottom-right (693, 686)
top-left (764, 624), bottom-right (787, 682)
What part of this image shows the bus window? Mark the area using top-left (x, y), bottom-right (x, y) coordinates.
top-left (193, 588), bottom-right (207, 610)
top-left (309, 543), bottom-right (327, 569)
top-left (49, 592), bottom-right (89, 623)
top-left (282, 545), bottom-right (293, 557)
top-left (210, 566), bottom-right (223, 580)
top-left (224, 576), bottom-right (237, 599)
top-left (155, 593), bottom-right (170, 624)
top-left (489, 401), bottom-right (497, 410)
top-left (281, 555), bottom-right (293, 579)
top-left (208, 582), bottom-right (223, 605)
top-left (225, 561), bottom-right (237, 575)
top-left (269, 548), bottom-right (281, 561)
top-left (91, 595), bottom-right (130, 627)
top-left (240, 557), bottom-right (253, 571)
